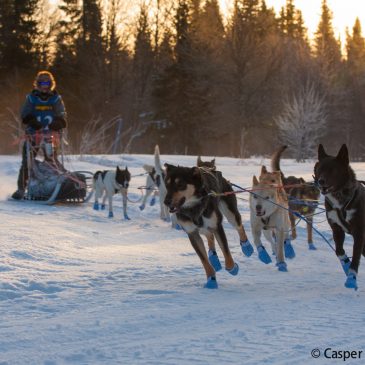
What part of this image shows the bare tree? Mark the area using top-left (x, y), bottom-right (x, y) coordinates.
top-left (275, 83), bottom-right (328, 161)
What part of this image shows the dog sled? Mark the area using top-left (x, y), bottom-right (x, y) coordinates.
top-left (16, 130), bottom-right (93, 205)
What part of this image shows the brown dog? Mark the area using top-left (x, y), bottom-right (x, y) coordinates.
top-left (271, 146), bottom-right (320, 250)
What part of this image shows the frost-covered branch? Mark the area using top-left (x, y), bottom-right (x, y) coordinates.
top-left (275, 83), bottom-right (327, 161)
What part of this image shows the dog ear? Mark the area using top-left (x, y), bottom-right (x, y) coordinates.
top-left (261, 166), bottom-right (268, 175)
top-left (318, 144), bottom-right (328, 160)
top-left (125, 166), bottom-right (128, 171)
top-left (211, 158), bottom-right (215, 165)
top-left (197, 156), bottom-right (202, 164)
top-left (116, 165), bottom-right (121, 171)
top-left (336, 144), bottom-right (349, 165)
top-left (253, 175), bottom-right (259, 186)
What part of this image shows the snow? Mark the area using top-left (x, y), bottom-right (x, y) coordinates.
top-left (1, 153), bottom-right (365, 365)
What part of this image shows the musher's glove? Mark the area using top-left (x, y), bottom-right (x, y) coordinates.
top-left (23, 114), bottom-right (42, 130)
top-left (49, 116), bottom-right (66, 131)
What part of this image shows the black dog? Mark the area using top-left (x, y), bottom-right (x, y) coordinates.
top-left (163, 164), bottom-right (253, 289)
top-left (314, 144), bottom-right (365, 289)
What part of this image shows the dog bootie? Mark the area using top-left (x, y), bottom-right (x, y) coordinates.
top-left (276, 261), bottom-right (288, 272)
top-left (226, 262), bottom-right (239, 276)
top-left (339, 255), bottom-right (351, 275)
top-left (174, 224), bottom-right (183, 230)
top-left (240, 239), bottom-right (254, 257)
top-left (139, 204), bottom-right (145, 211)
top-left (150, 197), bottom-right (156, 206)
top-left (108, 211), bottom-right (114, 218)
top-left (208, 250), bottom-right (222, 272)
top-left (12, 189), bottom-right (25, 200)
top-left (93, 202), bottom-right (99, 210)
top-left (284, 239), bottom-right (296, 259)
top-left (257, 245), bottom-right (272, 264)
top-left (124, 213), bottom-right (131, 220)
top-left (345, 270), bottom-right (358, 290)
top-left (101, 204), bottom-right (106, 210)
top-left (204, 276), bottom-right (218, 289)
top-left (208, 250), bottom-right (222, 271)
top-left (308, 243), bottom-right (317, 250)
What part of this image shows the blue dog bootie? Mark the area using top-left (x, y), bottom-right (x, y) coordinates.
top-left (139, 203), bottom-right (145, 211)
top-left (150, 197), bottom-right (156, 206)
top-left (339, 255), bottom-right (351, 275)
top-left (93, 202), bottom-right (99, 210)
top-left (124, 213), bottom-right (131, 220)
top-left (276, 261), bottom-right (288, 272)
top-left (226, 262), bottom-right (239, 276)
top-left (108, 211), bottom-right (114, 218)
top-left (345, 270), bottom-right (358, 290)
top-left (208, 250), bottom-right (222, 272)
top-left (257, 245), bottom-right (272, 264)
top-left (284, 239), bottom-right (296, 259)
top-left (101, 204), bottom-right (106, 210)
top-left (204, 276), bottom-right (218, 289)
top-left (308, 243), bottom-right (317, 251)
top-left (240, 239), bottom-right (254, 257)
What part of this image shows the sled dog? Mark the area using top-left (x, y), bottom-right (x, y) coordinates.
top-left (163, 164), bottom-right (253, 288)
top-left (93, 166), bottom-right (131, 219)
top-left (314, 144), bottom-right (365, 289)
top-left (271, 145), bottom-right (320, 249)
top-left (250, 167), bottom-right (293, 271)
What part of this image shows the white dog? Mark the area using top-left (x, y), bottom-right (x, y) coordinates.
top-left (140, 145), bottom-right (179, 228)
top-left (93, 166), bottom-right (131, 219)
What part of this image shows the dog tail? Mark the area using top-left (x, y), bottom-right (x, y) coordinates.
top-left (271, 145), bottom-right (287, 173)
top-left (154, 145), bottom-right (163, 174)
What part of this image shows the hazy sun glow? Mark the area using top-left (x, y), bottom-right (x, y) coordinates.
top-left (220, 0), bottom-right (365, 43)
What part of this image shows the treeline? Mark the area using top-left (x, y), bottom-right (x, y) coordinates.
top-left (0, 0), bottom-right (364, 159)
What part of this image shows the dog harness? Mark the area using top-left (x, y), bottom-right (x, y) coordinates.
top-left (325, 185), bottom-right (359, 233)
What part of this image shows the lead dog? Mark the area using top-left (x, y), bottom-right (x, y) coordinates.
top-left (93, 166), bottom-right (131, 219)
top-left (271, 146), bottom-right (320, 250)
top-left (314, 144), bottom-right (365, 289)
top-left (164, 164), bottom-right (253, 288)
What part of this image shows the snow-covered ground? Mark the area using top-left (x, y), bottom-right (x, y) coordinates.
top-left (1, 153), bottom-right (365, 365)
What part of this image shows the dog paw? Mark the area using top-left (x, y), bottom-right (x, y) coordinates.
top-left (93, 202), bottom-right (99, 210)
top-left (308, 243), bottom-right (317, 250)
top-left (108, 212), bottom-right (114, 218)
top-left (276, 261), bottom-right (288, 272)
top-left (139, 204), bottom-right (145, 211)
top-left (150, 197), bottom-right (156, 206)
top-left (226, 262), bottom-right (239, 276)
top-left (204, 276), bottom-right (218, 289)
top-left (240, 239), bottom-right (254, 257)
top-left (339, 255), bottom-right (351, 275)
top-left (345, 271), bottom-right (358, 290)
top-left (174, 224), bottom-right (183, 230)
top-left (284, 239), bottom-right (296, 259)
top-left (257, 245), bottom-right (272, 264)
top-left (208, 250), bottom-right (222, 272)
